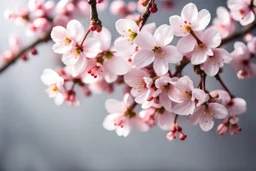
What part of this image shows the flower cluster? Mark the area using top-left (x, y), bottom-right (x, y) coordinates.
top-left (1, 0), bottom-right (255, 142)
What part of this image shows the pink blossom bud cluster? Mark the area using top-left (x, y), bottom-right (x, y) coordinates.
top-left (4, 0), bottom-right (55, 35)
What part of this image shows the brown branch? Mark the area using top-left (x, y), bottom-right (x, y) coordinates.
top-left (88, 0), bottom-right (102, 27)
top-left (174, 114), bottom-right (178, 124)
top-left (173, 57), bottom-right (190, 77)
top-left (215, 74), bottom-right (234, 98)
top-left (80, 29), bottom-right (91, 46)
top-left (201, 72), bottom-right (206, 91)
top-left (0, 32), bottom-right (51, 74)
top-left (139, 0), bottom-right (154, 31)
top-left (221, 21), bottom-right (256, 46)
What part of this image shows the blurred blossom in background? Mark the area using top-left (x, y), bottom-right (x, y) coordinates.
top-left (0, 0), bottom-right (256, 171)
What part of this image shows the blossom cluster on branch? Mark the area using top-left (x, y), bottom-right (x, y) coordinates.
top-left (1, 0), bottom-right (256, 141)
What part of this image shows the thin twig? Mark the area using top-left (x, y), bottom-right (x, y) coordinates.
top-left (139, 0), bottom-right (154, 31)
top-left (0, 32), bottom-right (51, 74)
top-left (174, 114), bottom-right (178, 124)
top-left (215, 74), bottom-right (234, 98)
top-left (173, 57), bottom-right (190, 77)
top-left (80, 29), bottom-right (91, 46)
top-left (201, 72), bottom-right (206, 91)
top-left (88, 0), bottom-right (102, 27)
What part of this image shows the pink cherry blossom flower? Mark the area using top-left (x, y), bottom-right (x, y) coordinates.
top-left (210, 90), bottom-right (247, 118)
top-left (200, 48), bottom-right (233, 76)
top-left (169, 3), bottom-right (211, 37)
top-left (231, 41), bottom-right (256, 79)
top-left (228, 0), bottom-right (256, 26)
top-left (210, 90), bottom-right (246, 135)
top-left (140, 107), bottom-right (175, 130)
top-left (190, 103), bottom-right (228, 131)
top-left (213, 7), bottom-right (235, 38)
top-left (103, 93), bottom-right (149, 137)
top-left (133, 24), bottom-right (183, 75)
top-left (124, 69), bottom-right (153, 104)
top-left (94, 27), bottom-right (129, 77)
top-left (51, 19), bottom-right (83, 54)
top-left (154, 76), bottom-right (180, 111)
top-left (179, 27), bottom-right (222, 65)
top-left (62, 37), bottom-right (100, 76)
top-left (41, 69), bottom-right (65, 105)
top-left (82, 27), bottom-right (129, 83)
top-left (171, 76), bottom-right (209, 116)
top-left (115, 19), bottom-right (139, 51)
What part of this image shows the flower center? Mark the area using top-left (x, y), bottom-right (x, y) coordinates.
top-left (51, 85), bottom-right (58, 92)
top-left (134, 77), bottom-right (146, 91)
top-left (124, 108), bottom-right (136, 118)
top-left (184, 90), bottom-right (192, 98)
top-left (64, 37), bottom-right (72, 45)
top-left (153, 46), bottom-right (166, 59)
top-left (88, 64), bottom-right (102, 78)
top-left (156, 107), bottom-right (165, 114)
top-left (128, 29), bottom-right (137, 41)
top-left (103, 51), bottom-right (113, 59)
top-left (184, 25), bottom-right (191, 32)
top-left (73, 47), bottom-right (83, 58)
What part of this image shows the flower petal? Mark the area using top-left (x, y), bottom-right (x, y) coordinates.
top-left (132, 50), bottom-right (155, 68)
top-left (210, 103), bottom-right (228, 119)
top-left (154, 24), bottom-right (173, 46)
top-left (134, 32), bottom-right (155, 49)
top-left (105, 99), bottom-right (126, 113)
top-left (181, 3), bottom-right (198, 23)
top-left (177, 35), bottom-right (196, 54)
top-left (67, 20), bottom-right (85, 42)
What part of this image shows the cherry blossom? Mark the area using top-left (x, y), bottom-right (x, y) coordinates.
top-left (180, 27), bottom-right (222, 65)
top-left (51, 20), bottom-right (82, 54)
top-left (41, 68), bottom-right (65, 105)
top-left (133, 24), bottom-right (183, 75)
top-left (231, 41), bottom-right (256, 79)
top-left (213, 7), bottom-right (235, 38)
top-left (200, 48), bottom-right (233, 76)
top-left (124, 69), bottom-right (153, 104)
top-left (154, 76), bottom-right (179, 111)
top-left (103, 93), bottom-right (149, 137)
top-left (169, 3), bottom-right (211, 37)
top-left (140, 107), bottom-right (175, 130)
top-left (190, 103), bottom-right (228, 131)
top-left (171, 76), bottom-right (208, 116)
top-left (228, 0), bottom-right (256, 26)
top-left (210, 90), bottom-right (246, 135)
top-left (1, 0), bottom-right (254, 141)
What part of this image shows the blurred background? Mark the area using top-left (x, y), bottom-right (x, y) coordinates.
top-left (0, 0), bottom-right (256, 171)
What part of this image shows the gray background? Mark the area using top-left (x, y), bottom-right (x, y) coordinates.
top-left (0, 0), bottom-right (256, 171)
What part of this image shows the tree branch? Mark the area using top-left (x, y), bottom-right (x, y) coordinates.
top-left (88, 0), bottom-right (102, 27)
top-left (0, 32), bottom-right (51, 74)
top-left (139, 0), bottom-right (155, 31)
top-left (215, 74), bottom-right (234, 98)
top-left (173, 57), bottom-right (190, 77)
